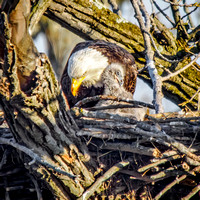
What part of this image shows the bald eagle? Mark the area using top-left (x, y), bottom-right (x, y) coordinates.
top-left (61, 40), bottom-right (138, 108)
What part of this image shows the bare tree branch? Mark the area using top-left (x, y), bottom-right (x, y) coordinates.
top-left (148, 30), bottom-right (180, 63)
top-left (170, 0), bottom-right (189, 39)
top-left (131, 0), bottom-right (164, 113)
top-left (152, 0), bottom-right (175, 26)
top-left (182, 1), bottom-right (197, 28)
top-left (77, 161), bottom-right (129, 200)
top-left (74, 95), bottom-right (154, 109)
top-left (0, 137), bottom-right (77, 179)
top-left (164, 1), bottom-right (200, 7)
top-left (179, 87), bottom-right (200, 108)
top-left (154, 175), bottom-right (187, 200)
top-left (182, 183), bottom-right (200, 200)
top-left (162, 52), bottom-right (200, 81)
top-left (108, 0), bottom-right (122, 16)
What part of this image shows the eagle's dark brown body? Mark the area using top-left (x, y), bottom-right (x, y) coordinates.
top-left (61, 40), bottom-right (138, 108)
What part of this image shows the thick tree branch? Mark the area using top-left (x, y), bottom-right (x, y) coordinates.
top-left (0, 3), bottom-right (95, 198)
top-left (29, 0), bottom-right (52, 34)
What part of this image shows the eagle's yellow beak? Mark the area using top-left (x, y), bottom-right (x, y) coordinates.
top-left (71, 77), bottom-right (86, 96)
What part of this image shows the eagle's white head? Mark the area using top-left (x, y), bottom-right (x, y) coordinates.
top-left (67, 48), bottom-right (109, 96)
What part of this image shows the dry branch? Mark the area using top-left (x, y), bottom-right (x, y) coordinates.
top-left (77, 161), bottom-right (129, 200)
top-left (162, 52), bottom-right (200, 81)
top-left (74, 95), bottom-right (154, 109)
top-left (0, 137), bottom-right (76, 179)
top-left (131, 0), bottom-right (164, 113)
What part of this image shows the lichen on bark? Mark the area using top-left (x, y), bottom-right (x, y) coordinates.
top-left (45, 0), bottom-right (200, 109)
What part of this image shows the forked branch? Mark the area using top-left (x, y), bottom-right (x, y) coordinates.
top-left (131, 0), bottom-right (164, 113)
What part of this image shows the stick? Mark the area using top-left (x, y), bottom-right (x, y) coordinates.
top-left (131, 0), bottom-right (164, 113)
top-left (162, 53), bottom-right (200, 81)
top-left (77, 161), bottom-right (129, 200)
top-left (138, 154), bottom-right (181, 172)
top-left (154, 175), bottom-right (187, 199)
top-left (0, 137), bottom-right (76, 179)
top-left (74, 95), bottom-right (154, 109)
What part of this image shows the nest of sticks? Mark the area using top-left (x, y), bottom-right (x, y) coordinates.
top-left (0, 96), bottom-right (200, 199)
top-left (71, 96), bottom-right (200, 199)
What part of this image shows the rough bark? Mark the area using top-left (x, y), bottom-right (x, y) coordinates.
top-left (0, 3), bottom-right (95, 198)
top-left (43, 0), bottom-right (200, 109)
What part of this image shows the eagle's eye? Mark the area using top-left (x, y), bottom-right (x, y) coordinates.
top-left (116, 71), bottom-right (121, 76)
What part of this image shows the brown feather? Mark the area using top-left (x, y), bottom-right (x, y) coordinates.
top-left (61, 40), bottom-right (138, 107)
top-left (124, 64), bottom-right (138, 94)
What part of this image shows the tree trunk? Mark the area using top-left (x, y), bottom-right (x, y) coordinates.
top-left (0, 3), bottom-right (95, 198)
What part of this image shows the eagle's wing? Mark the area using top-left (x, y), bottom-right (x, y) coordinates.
top-left (124, 64), bottom-right (138, 94)
top-left (89, 40), bottom-right (138, 94)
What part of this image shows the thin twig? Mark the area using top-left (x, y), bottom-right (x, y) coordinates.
top-left (162, 53), bottom-right (200, 81)
top-left (74, 95), bottom-right (154, 109)
top-left (182, 4), bottom-right (197, 27)
top-left (152, 0), bottom-right (175, 26)
top-left (164, 1), bottom-right (200, 7)
top-left (87, 104), bottom-right (144, 111)
top-left (179, 87), bottom-right (200, 107)
top-left (77, 161), bottom-right (129, 200)
top-left (182, 184), bottom-right (200, 200)
top-left (148, 31), bottom-right (180, 63)
top-left (121, 170), bottom-right (153, 182)
top-left (192, 64), bottom-right (200, 72)
top-left (150, 14), bottom-right (177, 48)
top-left (154, 175), bottom-right (187, 199)
top-left (28, 174), bottom-right (43, 200)
top-left (170, 0), bottom-right (188, 38)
